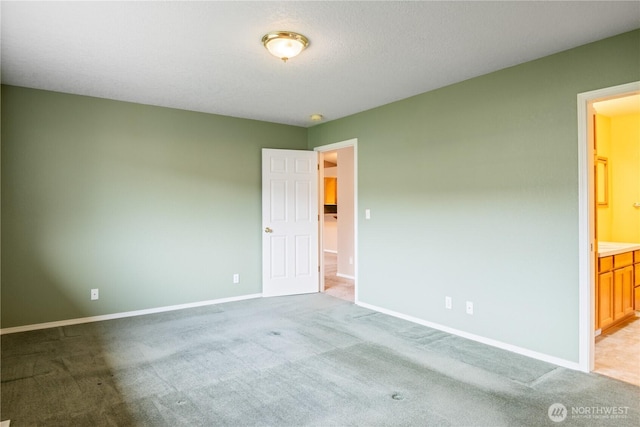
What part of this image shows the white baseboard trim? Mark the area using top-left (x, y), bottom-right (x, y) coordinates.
top-left (336, 273), bottom-right (355, 280)
top-left (356, 301), bottom-right (581, 371)
top-left (0, 293), bottom-right (263, 335)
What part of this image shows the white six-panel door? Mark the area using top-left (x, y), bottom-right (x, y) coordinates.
top-left (262, 149), bottom-right (319, 297)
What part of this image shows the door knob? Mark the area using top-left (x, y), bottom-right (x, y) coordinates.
top-left (265, 227), bottom-right (273, 233)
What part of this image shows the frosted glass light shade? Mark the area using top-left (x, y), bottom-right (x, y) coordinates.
top-left (262, 32), bottom-right (309, 62)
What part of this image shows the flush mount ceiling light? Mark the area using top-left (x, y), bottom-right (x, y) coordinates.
top-left (262, 31), bottom-right (309, 62)
top-left (310, 114), bottom-right (324, 122)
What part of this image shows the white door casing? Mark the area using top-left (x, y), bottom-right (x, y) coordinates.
top-left (315, 138), bottom-right (359, 302)
top-left (262, 148), bottom-right (319, 297)
top-left (577, 81), bottom-right (640, 372)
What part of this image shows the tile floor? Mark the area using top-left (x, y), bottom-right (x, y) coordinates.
top-left (594, 312), bottom-right (640, 386)
top-left (323, 252), bottom-right (354, 302)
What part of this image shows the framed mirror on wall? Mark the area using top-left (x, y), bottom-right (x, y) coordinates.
top-left (596, 156), bottom-right (608, 206)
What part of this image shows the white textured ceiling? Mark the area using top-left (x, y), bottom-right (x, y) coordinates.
top-left (2, 1), bottom-right (639, 127)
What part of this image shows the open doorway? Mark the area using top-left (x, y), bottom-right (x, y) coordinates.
top-left (315, 139), bottom-right (358, 303)
top-left (577, 82), bottom-right (639, 383)
top-left (591, 92), bottom-right (640, 386)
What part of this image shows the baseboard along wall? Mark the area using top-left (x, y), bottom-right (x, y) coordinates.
top-left (0, 293), bottom-right (263, 335)
top-left (1, 292), bottom-right (581, 372)
top-left (355, 300), bottom-right (582, 372)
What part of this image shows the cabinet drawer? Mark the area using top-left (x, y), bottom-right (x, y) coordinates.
top-left (614, 252), bottom-right (634, 269)
top-left (599, 256), bottom-right (613, 273)
top-left (636, 264), bottom-right (640, 287)
top-left (635, 250), bottom-right (640, 263)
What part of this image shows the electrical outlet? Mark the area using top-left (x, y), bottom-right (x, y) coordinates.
top-left (466, 301), bottom-right (474, 315)
top-left (91, 288), bottom-right (99, 301)
top-left (233, 274), bottom-right (240, 284)
top-left (349, 256), bottom-right (353, 265)
top-left (445, 296), bottom-right (452, 310)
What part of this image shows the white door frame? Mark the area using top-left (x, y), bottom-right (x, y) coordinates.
top-left (577, 81), bottom-right (640, 372)
top-left (314, 138), bottom-right (358, 302)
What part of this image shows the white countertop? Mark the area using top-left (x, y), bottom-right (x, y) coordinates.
top-left (598, 241), bottom-right (640, 257)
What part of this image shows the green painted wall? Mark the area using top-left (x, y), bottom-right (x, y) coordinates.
top-left (2, 30), bottom-right (639, 364)
top-left (1, 86), bottom-right (306, 328)
top-left (308, 30), bottom-right (640, 362)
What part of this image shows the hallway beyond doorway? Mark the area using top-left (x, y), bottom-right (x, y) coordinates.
top-left (323, 252), bottom-right (354, 302)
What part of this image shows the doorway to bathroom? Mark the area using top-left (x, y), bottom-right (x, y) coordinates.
top-left (577, 81), bottom-right (639, 385)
